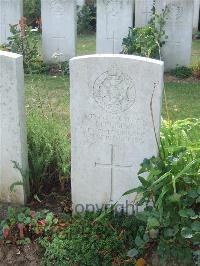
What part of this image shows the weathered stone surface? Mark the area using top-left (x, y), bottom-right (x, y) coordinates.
top-left (41, 0), bottom-right (77, 63)
top-left (0, 51), bottom-right (28, 204)
top-left (96, 0), bottom-right (134, 54)
top-left (0, 0), bottom-right (23, 44)
top-left (70, 54), bottom-right (164, 213)
top-left (160, 0), bottom-right (194, 71)
top-left (193, 0), bottom-right (200, 32)
top-left (135, 0), bottom-right (153, 27)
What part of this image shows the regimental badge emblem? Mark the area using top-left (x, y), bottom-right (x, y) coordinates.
top-left (93, 65), bottom-right (136, 114)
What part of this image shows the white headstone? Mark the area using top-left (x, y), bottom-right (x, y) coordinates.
top-left (0, 0), bottom-right (23, 44)
top-left (193, 0), bottom-right (200, 32)
top-left (135, 0), bottom-right (153, 27)
top-left (70, 54), bottom-right (164, 213)
top-left (160, 0), bottom-right (194, 71)
top-left (0, 51), bottom-right (28, 204)
top-left (41, 0), bottom-right (77, 63)
top-left (96, 0), bottom-right (134, 54)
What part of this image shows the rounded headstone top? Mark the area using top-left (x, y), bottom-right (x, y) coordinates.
top-left (70, 54), bottom-right (164, 66)
top-left (0, 51), bottom-right (22, 59)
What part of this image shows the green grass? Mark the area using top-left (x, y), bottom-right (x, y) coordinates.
top-left (77, 34), bottom-right (96, 56)
top-left (163, 83), bottom-right (200, 121)
top-left (25, 74), bottom-right (70, 127)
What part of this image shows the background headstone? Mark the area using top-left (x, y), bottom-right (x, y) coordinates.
top-left (160, 0), bottom-right (194, 71)
top-left (193, 0), bottom-right (200, 32)
top-left (77, 0), bottom-right (85, 7)
top-left (0, 51), bottom-right (28, 204)
top-left (96, 0), bottom-right (134, 54)
top-left (41, 0), bottom-right (77, 63)
top-left (135, 0), bottom-right (153, 27)
top-left (0, 0), bottom-right (23, 44)
top-left (70, 54), bottom-right (164, 213)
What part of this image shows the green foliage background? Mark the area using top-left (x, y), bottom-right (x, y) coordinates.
top-left (23, 0), bottom-right (41, 26)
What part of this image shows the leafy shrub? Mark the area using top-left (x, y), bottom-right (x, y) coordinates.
top-left (192, 62), bottom-right (200, 79)
top-left (122, 2), bottom-right (168, 59)
top-left (77, 4), bottom-right (96, 34)
top-left (5, 20), bottom-right (40, 74)
top-left (0, 207), bottom-right (57, 244)
top-left (23, 0), bottom-right (41, 27)
top-left (195, 32), bottom-right (200, 39)
top-left (39, 212), bottom-right (141, 266)
top-left (27, 111), bottom-right (71, 195)
top-left (122, 26), bottom-right (163, 59)
top-left (4, 20), bottom-right (69, 75)
top-left (170, 66), bottom-right (193, 79)
top-left (125, 119), bottom-right (200, 265)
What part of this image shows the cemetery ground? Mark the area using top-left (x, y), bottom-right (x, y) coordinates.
top-left (0, 34), bottom-right (200, 266)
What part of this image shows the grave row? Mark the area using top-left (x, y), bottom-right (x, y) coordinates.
top-left (0, 0), bottom-right (198, 211)
top-left (0, 0), bottom-right (198, 70)
top-left (0, 50), bottom-right (164, 213)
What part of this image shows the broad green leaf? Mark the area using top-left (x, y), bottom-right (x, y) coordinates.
top-left (181, 227), bottom-right (193, 239)
top-left (196, 196), bottom-right (200, 204)
top-left (164, 226), bottom-right (179, 237)
top-left (188, 190), bottom-right (198, 199)
top-left (8, 207), bottom-right (14, 218)
top-left (168, 193), bottom-right (182, 203)
top-left (135, 235), bottom-right (144, 248)
top-left (150, 171), bottom-right (171, 188)
top-left (179, 209), bottom-right (195, 218)
top-left (174, 160), bottom-right (197, 182)
top-left (155, 186), bottom-right (168, 210)
top-left (122, 186), bottom-right (143, 196)
top-left (191, 221), bottom-right (200, 232)
top-left (17, 213), bottom-right (25, 223)
top-left (183, 176), bottom-right (192, 184)
top-left (147, 217), bottom-right (160, 229)
top-left (127, 248), bottom-right (138, 258)
top-left (138, 176), bottom-right (149, 187)
top-left (25, 217), bottom-right (31, 225)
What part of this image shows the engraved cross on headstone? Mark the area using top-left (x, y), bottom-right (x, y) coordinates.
top-left (94, 145), bottom-right (133, 202)
top-left (107, 31), bottom-right (116, 54)
top-left (142, 5), bottom-right (152, 22)
top-left (112, 31), bottom-right (116, 54)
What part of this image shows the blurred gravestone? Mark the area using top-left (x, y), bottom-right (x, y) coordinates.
top-left (70, 54), bottom-right (164, 213)
top-left (160, 0), bottom-right (194, 70)
top-left (0, 0), bottom-right (23, 44)
top-left (0, 51), bottom-right (28, 204)
top-left (96, 0), bottom-right (134, 54)
top-left (41, 0), bottom-right (76, 63)
top-left (193, 0), bottom-right (200, 33)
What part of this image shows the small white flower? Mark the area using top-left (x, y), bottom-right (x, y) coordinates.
top-left (31, 28), bottom-right (38, 32)
top-left (51, 52), bottom-right (63, 59)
